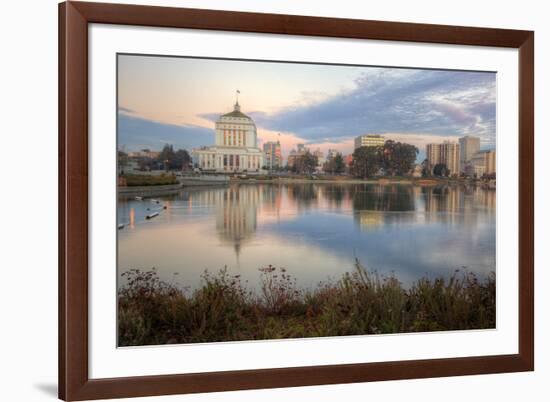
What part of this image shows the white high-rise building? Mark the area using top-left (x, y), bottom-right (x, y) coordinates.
top-left (193, 96), bottom-right (264, 172)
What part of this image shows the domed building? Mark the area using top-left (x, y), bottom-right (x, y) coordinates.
top-left (193, 97), bottom-right (264, 172)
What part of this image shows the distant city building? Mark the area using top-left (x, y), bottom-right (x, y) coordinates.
top-left (193, 96), bottom-right (264, 172)
top-left (313, 148), bottom-right (325, 170)
top-left (426, 141), bottom-right (460, 176)
top-left (286, 145), bottom-right (325, 171)
top-left (470, 150), bottom-right (496, 177)
top-left (263, 140), bottom-right (282, 169)
top-left (287, 144), bottom-right (309, 169)
top-left (354, 134), bottom-right (385, 149)
top-left (127, 149), bottom-right (161, 159)
top-left (459, 136), bottom-right (481, 172)
top-left (326, 149), bottom-right (338, 160)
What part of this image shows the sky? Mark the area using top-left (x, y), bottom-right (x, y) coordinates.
top-left (118, 54), bottom-right (496, 162)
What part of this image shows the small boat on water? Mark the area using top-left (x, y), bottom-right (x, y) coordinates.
top-left (150, 198), bottom-right (160, 203)
top-left (134, 196), bottom-right (143, 201)
top-left (146, 212), bottom-right (159, 220)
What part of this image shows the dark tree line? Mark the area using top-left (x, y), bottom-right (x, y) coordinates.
top-left (158, 144), bottom-right (192, 170)
top-left (323, 152), bottom-right (346, 174)
top-left (118, 144), bottom-right (192, 172)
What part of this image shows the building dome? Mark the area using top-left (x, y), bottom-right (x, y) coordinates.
top-left (215, 101), bottom-right (257, 149)
top-left (220, 102), bottom-right (252, 120)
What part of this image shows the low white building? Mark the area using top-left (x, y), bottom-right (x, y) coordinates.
top-left (193, 100), bottom-right (264, 172)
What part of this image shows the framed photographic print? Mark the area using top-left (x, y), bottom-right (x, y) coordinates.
top-left (59, 1), bottom-right (534, 400)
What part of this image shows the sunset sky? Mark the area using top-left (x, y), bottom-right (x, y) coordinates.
top-left (117, 54), bottom-right (496, 161)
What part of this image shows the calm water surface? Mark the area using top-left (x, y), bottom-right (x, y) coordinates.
top-left (118, 183), bottom-right (496, 290)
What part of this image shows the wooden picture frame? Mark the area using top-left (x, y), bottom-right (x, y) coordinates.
top-left (59, 1), bottom-right (534, 400)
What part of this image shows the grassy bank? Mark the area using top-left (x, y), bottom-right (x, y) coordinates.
top-left (118, 261), bottom-right (495, 346)
top-left (122, 173), bottom-right (178, 187)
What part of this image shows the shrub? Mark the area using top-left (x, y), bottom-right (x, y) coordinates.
top-left (118, 261), bottom-right (496, 346)
top-left (122, 174), bottom-right (178, 187)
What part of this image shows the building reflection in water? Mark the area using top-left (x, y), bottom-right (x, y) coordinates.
top-left (184, 183), bottom-right (496, 254)
top-left (352, 184), bottom-right (415, 230)
top-left (351, 184), bottom-right (495, 230)
top-left (422, 184), bottom-right (496, 226)
top-left (129, 207), bottom-right (135, 229)
top-left (188, 185), bottom-right (261, 257)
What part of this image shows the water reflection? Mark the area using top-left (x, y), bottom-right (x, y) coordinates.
top-left (118, 183), bottom-right (495, 289)
top-left (216, 186), bottom-right (258, 256)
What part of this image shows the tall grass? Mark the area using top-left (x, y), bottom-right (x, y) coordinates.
top-left (123, 173), bottom-right (178, 187)
top-left (118, 261), bottom-right (495, 346)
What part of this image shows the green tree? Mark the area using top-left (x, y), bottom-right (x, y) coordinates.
top-left (420, 158), bottom-right (431, 177)
top-left (159, 144), bottom-right (175, 170)
top-left (292, 151), bottom-right (318, 174)
top-left (433, 163), bottom-right (449, 177)
top-left (351, 146), bottom-right (382, 178)
top-left (382, 140), bottom-right (418, 176)
top-left (157, 145), bottom-right (191, 170)
top-left (333, 153), bottom-right (346, 174)
top-left (172, 149), bottom-right (191, 170)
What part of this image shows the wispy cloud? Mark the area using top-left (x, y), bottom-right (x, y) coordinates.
top-left (243, 68), bottom-right (496, 147)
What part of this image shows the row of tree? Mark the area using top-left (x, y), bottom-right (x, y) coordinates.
top-left (118, 144), bottom-right (192, 172)
top-left (158, 145), bottom-right (192, 170)
top-left (351, 140), bottom-right (418, 178)
top-left (323, 153), bottom-right (346, 174)
top-left (288, 151), bottom-right (346, 175)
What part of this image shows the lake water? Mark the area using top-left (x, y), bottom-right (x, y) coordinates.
top-left (117, 183), bottom-right (496, 290)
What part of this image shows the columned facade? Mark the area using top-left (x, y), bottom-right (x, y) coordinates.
top-left (193, 100), bottom-right (264, 172)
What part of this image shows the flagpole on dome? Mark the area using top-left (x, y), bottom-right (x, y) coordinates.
top-left (234, 89), bottom-right (241, 111)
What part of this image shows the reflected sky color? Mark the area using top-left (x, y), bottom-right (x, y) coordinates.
top-left (118, 184), bottom-right (495, 290)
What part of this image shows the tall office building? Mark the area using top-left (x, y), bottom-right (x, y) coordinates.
top-left (426, 141), bottom-right (460, 176)
top-left (263, 141), bottom-right (282, 169)
top-left (459, 136), bottom-right (481, 172)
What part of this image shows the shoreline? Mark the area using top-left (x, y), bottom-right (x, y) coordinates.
top-left (229, 177), bottom-right (495, 187)
top-left (117, 177), bottom-right (496, 195)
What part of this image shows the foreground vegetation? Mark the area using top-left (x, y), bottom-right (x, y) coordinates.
top-left (118, 261), bottom-right (495, 346)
